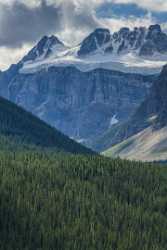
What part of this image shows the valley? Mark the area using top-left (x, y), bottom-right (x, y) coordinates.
top-left (0, 8), bottom-right (167, 248)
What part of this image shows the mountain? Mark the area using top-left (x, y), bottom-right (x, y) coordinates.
top-left (78, 25), bottom-right (167, 57)
top-left (0, 25), bottom-right (165, 148)
top-left (0, 96), bottom-right (93, 154)
top-left (78, 28), bottom-right (112, 56)
top-left (0, 66), bottom-right (154, 146)
top-left (22, 35), bottom-right (66, 63)
top-left (20, 24), bottom-right (167, 75)
top-left (103, 64), bottom-right (167, 161)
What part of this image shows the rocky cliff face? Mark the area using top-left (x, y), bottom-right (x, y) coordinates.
top-left (103, 65), bottom-right (167, 161)
top-left (0, 65), bottom-right (153, 145)
top-left (96, 64), bottom-right (167, 152)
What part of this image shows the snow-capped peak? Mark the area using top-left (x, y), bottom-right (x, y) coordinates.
top-left (78, 28), bottom-right (112, 56)
top-left (22, 35), bottom-right (66, 63)
top-left (20, 24), bottom-right (167, 75)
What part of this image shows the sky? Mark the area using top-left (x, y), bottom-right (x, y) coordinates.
top-left (0, 0), bottom-right (167, 70)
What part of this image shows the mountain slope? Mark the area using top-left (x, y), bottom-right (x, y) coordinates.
top-left (103, 64), bottom-right (167, 161)
top-left (7, 67), bottom-right (153, 144)
top-left (104, 127), bottom-right (167, 162)
top-left (0, 96), bottom-right (93, 154)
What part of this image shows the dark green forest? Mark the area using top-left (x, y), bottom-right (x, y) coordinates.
top-left (0, 151), bottom-right (167, 250)
top-left (0, 95), bottom-right (167, 249)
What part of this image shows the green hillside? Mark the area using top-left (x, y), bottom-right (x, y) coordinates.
top-left (0, 96), bottom-right (93, 154)
top-left (0, 151), bottom-right (167, 249)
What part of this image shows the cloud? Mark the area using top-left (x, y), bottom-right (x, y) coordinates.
top-left (0, 1), bottom-right (63, 48)
top-left (100, 12), bottom-right (154, 32)
top-left (0, 0), bottom-right (163, 49)
top-left (0, 0), bottom-right (103, 69)
top-left (0, 45), bottom-right (31, 70)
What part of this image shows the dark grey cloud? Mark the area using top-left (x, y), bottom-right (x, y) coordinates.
top-left (0, 0), bottom-right (101, 48)
top-left (0, 0), bottom-right (63, 48)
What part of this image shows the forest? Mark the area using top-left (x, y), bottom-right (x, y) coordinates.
top-left (0, 150), bottom-right (167, 250)
top-left (0, 95), bottom-right (167, 249)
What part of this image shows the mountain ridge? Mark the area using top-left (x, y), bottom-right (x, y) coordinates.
top-left (19, 24), bottom-right (167, 75)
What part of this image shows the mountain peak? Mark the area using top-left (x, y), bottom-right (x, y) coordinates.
top-left (118, 27), bottom-right (130, 37)
top-left (161, 64), bottom-right (167, 75)
top-left (22, 35), bottom-right (65, 63)
top-left (149, 24), bottom-right (161, 33)
top-left (146, 24), bottom-right (161, 40)
top-left (94, 28), bottom-right (110, 34)
top-left (78, 27), bottom-right (111, 56)
top-left (35, 35), bottom-right (64, 50)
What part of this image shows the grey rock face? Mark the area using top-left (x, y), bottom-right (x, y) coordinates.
top-left (78, 28), bottom-right (111, 56)
top-left (22, 35), bottom-right (65, 62)
top-left (78, 25), bottom-right (167, 57)
top-left (0, 66), bottom-right (153, 146)
top-left (95, 65), bottom-right (167, 152)
top-left (140, 25), bottom-right (167, 56)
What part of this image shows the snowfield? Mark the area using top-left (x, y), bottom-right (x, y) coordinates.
top-left (20, 45), bottom-right (167, 75)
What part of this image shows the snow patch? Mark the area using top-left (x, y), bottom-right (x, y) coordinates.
top-left (110, 115), bottom-right (119, 127)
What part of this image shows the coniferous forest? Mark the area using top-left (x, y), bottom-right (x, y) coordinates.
top-left (0, 151), bottom-right (167, 250)
top-left (0, 88), bottom-right (167, 249)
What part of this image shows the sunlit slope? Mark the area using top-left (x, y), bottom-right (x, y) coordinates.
top-left (104, 126), bottom-right (167, 162)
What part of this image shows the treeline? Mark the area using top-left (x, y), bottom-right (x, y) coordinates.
top-left (0, 151), bottom-right (167, 249)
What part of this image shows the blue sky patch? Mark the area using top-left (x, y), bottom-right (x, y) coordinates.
top-left (96, 2), bottom-right (167, 24)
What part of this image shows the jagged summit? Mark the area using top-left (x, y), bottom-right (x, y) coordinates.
top-left (147, 24), bottom-right (161, 36)
top-left (78, 28), bottom-right (111, 56)
top-left (19, 24), bottom-right (167, 75)
top-left (78, 24), bottom-right (167, 57)
top-left (22, 35), bottom-right (65, 63)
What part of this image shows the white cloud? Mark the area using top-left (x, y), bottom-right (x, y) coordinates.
top-left (0, 45), bottom-right (31, 70)
top-left (100, 12), bottom-right (154, 32)
top-left (1, 0), bottom-right (167, 12)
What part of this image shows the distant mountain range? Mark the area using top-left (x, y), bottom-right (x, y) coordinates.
top-left (20, 24), bottom-right (167, 75)
top-left (104, 64), bottom-right (167, 161)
